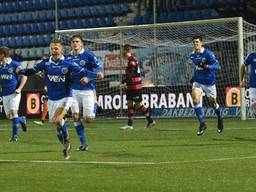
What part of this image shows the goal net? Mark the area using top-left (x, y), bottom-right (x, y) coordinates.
top-left (56, 17), bottom-right (256, 119)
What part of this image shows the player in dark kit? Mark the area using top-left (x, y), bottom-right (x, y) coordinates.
top-left (120, 44), bottom-right (155, 130)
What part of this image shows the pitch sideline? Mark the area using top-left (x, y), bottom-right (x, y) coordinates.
top-left (0, 155), bottom-right (256, 165)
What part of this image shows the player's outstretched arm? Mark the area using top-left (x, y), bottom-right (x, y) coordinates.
top-left (207, 52), bottom-right (221, 70)
top-left (84, 69), bottom-right (98, 79)
top-left (89, 51), bottom-right (104, 74)
top-left (15, 75), bottom-right (27, 94)
top-left (22, 61), bottom-right (45, 76)
top-left (14, 65), bottom-right (27, 94)
top-left (22, 68), bottom-right (38, 76)
top-left (79, 71), bottom-right (103, 85)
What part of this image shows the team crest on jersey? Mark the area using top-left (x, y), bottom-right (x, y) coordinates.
top-left (201, 58), bottom-right (206, 63)
top-left (8, 67), bottom-right (14, 73)
top-left (61, 67), bottom-right (68, 74)
top-left (80, 60), bottom-right (86, 66)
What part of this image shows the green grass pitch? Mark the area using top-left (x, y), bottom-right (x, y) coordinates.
top-left (0, 118), bottom-right (256, 192)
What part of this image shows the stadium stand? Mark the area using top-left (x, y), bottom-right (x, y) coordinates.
top-left (0, 0), bottom-right (137, 61)
top-left (0, 0), bottom-right (255, 62)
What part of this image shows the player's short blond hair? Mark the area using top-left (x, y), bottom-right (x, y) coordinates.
top-left (50, 39), bottom-right (64, 46)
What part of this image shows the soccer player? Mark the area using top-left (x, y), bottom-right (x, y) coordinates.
top-left (33, 85), bottom-right (48, 126)
top-left (240, 52), bottom-right (256, 116)
top-left (22, 39), bottom-right (99, 159)
top-left (67, 34), bottom-right (104, 151)
top-left (0, 46), bottom-right (27, 141)
top-left (190, 35), bottom-right (223, 136)
top-left (120, 44), bottom-right (155, 130)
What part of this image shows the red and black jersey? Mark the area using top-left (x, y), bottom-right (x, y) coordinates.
top-left (123, 56), bottom-right (142, 91)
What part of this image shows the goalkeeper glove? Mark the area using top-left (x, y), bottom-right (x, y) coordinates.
top-left (198, 62), bottom-right (208, 69)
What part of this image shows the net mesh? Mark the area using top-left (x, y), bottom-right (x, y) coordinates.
top-left (57, 18), bottom-right (256, 118)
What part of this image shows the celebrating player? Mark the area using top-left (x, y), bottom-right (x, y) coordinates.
top-left (190, 35), bottom-right (223, 136)
top-left (240, 52), bottom-right (256, 116)
top-left (67, 34), bottom-right (104, 151)
top-left (22, 39), bottom-right (99, 159)
top-left (0, 46), bottom-right (27, 141)
top-left (120, 44), bottom-right (155, 130)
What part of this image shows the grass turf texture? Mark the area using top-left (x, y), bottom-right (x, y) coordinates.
top-left (0, 118), bottom-right (255, 192)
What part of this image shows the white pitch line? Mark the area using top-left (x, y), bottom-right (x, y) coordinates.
top-left (0, 155), bottom-right (256, 165)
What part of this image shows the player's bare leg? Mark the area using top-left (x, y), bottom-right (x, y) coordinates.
top-left (135, 102), bottom-right (155, 128)
top-left (54, 108), bottom-right (70, 159)
top-left (192, 88), bottom-right (206, 136)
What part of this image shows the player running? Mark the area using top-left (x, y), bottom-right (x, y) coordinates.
top-left (67, 34), bottom-right (104, 151)
top-left (22, 40), bottom-right (99, 159)
top-left (0, 46), bottom-right (27, 142)
top-left (240, 52), bottom-right (256, 117)
top-left (190, 35), bottom-right (223, 136)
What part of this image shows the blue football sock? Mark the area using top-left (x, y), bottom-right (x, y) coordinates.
top-left (74, 122), bottom-right (86, 145)
top-left (17, 116), bottom-right (24, 124)
top-left (57, 130), bottom-right (64, 144)
top-left (93, 103), bottom-right (97, 115)
top-left (194, 106), bottom-right (205, 125)
top-left (60, 123), bottom-right (69, 141)
top-left (12, 117), bottom-right (19, 137)
top-left (214, 107), bottom-right (222, 120)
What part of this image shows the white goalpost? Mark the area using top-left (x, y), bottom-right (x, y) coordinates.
top-left (56, 17), bottom-right (256, 120)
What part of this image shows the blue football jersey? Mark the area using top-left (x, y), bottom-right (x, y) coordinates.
top-left (67, 49), bottom-right (103, 90)
top-left (23, 56), bottom-right (97, 100)
top-left (190, 48), bottom-right (221, 85)
top-left (0, 58), bottom-right (22, 96)
top-left (244, 53), bottom-right (256, 88)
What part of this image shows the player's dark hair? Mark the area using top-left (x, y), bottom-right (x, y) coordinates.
top-left (0, 46), bottom-right (10, 57)
top-left (192, 35), bottom-right (203, 42)
top-left (123, 44), bottom-right (131, 52)
top-left (71, 34), bottom-right (84, 43)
